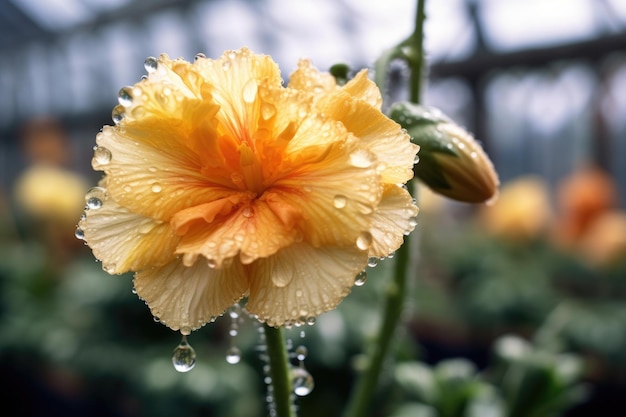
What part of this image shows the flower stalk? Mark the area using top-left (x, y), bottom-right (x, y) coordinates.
top-left (342, 1), bottom-right (426, 417)
top-left (264, 324), bottom-right (295, 417)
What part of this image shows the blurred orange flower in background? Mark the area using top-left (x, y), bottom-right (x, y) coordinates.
top-left (552, 164), bottom-right (618, 248)
top-left (77, 48), bottom-right (419, 333)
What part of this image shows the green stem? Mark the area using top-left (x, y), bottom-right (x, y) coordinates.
top-left (264, 324), bottom-right (294, 417)
top-left (342, 236), bottom-right (412, 417)
top-left (407, 0), bottom-right (427, 104)
top-left (342, 2), bottom-right (426, 417)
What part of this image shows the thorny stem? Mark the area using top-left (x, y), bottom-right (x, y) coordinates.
top-left (264, 324), bottom-right (295, 417)
top-left (342, 1), bottom-right (426, 417)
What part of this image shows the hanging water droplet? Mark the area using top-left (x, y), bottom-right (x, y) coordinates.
top-left (74, 227), bottom-right (85, 240)
top-left (144, 56), bottom-right (158, 73)
top-left (333, 195), bottom-right (347, 209)
top-left (229, 304), bottom-right (241, 319)
top-left (306, 316), bottom-right (316, 326)
top-left (409, 216), bottom-right (418, 228)
top-left (355, 270), bottom-right (367, 286)
top-left (93, 146), bottom-right (112, 165)
top-left (172, 336), bottom-right (196, 372)
top-left (295, 345), bottom-right (308, 361)
top-left (414, 154), bottom-right (420, 164)
top-left (356, 231), bottom-right (373, 251)
top-left (226, 346), bottom-right (241, 364)
top-left (368, 257), bottom-right (379, 268)
top-left (117, 86), bottom-right (133, 106)
top-left (291, 367), bottom-right (314, 396)
top-left (112, 105), bottom-right (125, 124)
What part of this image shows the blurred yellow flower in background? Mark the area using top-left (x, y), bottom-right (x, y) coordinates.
top-left (479, 176), bottom-right (552, 242)
top-left (78, 48), bottom-right (418, 332)
top-left (16, 165), bottom-right (87, 226)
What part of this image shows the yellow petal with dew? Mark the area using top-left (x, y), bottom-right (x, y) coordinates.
top-left (317, 90), bottom-right (417, 184)
top-left (288, 58), bottom-right (338, 97)
top-left (95, 123), bottom-right (236, 222)
top-left (246, 242), bottom-right (367, 327)
top-left (368, 184), bottom-right (419, 258)
top-left (340, 69), bottom-right (383, 109)
top-left (134, 257), bottom-right (248, 333)
top-left (174, 192), bottom-right (302, 267)
top-left (79, 196), bottom-right (179, 274)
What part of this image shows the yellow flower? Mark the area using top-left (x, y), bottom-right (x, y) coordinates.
top-left (78, 48), bottom-right (418, 333)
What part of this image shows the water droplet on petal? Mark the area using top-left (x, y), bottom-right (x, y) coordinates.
top-left (194, 52), bottom-right (206, 61)
top-left (74, 227), bottom-right (85, 240)
top-left (151, 183), bottom-right (162, 193)
top-left (226, 346), bottom-right (241, 364)
top-left (172, 336), bottom-right (196, 372)
top-left (93, 146), bottom-right (112, 165)
top-left (112, 105), bottom-right (125, 124)
top-left (409, 216), bottom-right (418, 228)
top-left (85, 187), bottom-right (107, 209)
top-left (87, 197), bottom-right (102, 209)
top-left (261, 103), bottom-right (276, 120)
top-left (350, 149), bottom-right (374, 168)
top-left (368, 257), bottom-right (379, 268)
top-left (242, 206), bottom-right (254, 218)
top-left (242, 79), bottom-right (258, 103)
top-left (356, 231), bottom-right (373, 251)
top-left (306, 316), bottom-right (316, 326)
top-left (333, 195), bottom-right (347, 209)
top-left (355, 270), bottom-right (367, 286)
top-left (291, 367), bottom-right (314, 396)
top-left (144, 56), bottom-right (158, 73)
top-left (117, 86), bottom-right (133, 106)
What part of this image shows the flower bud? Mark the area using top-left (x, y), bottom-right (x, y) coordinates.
top-left (389, 102), bottom-right (499, 204)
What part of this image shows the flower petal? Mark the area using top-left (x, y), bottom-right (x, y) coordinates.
top-left (95, 123), bottom-right (236, 222)
top-left (317, 90), bottom-right (418, 184)
top-left (369, 185), bottom-right (419, 258)
top-left (174, 193), bottom-right (302, 267)
top-left (341, 70), bottom-right (383, 109)
top-left (134, 257), bottom-right (248, 333)
top-left (79, 196), bottom-right (179, 274)
top-left (246, 242), bottom-right (367, 327)
top-left (277, 128), bottom-right (382, 247)
top-left (194, 48), bottom-right (283, 140)
top-left (288, 59), bottom-right (338, 97)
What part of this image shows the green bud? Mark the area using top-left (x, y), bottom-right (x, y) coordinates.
top-left (390, 102), bottom-right (499, 204)
top-left (329, 63), bottom-right (350, 86)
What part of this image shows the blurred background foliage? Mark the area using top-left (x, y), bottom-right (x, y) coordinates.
top-left (1, 0), bottom-right (626, 416)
